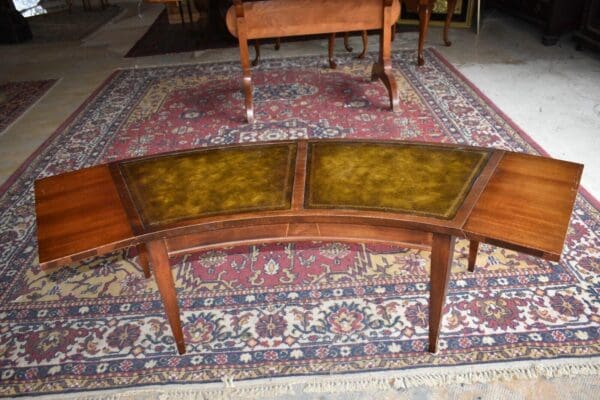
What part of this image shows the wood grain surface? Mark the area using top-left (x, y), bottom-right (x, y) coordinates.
top-left (34, 165), bottom-right (133, 269)
top-left (464, 152), bottom-right (583, 260)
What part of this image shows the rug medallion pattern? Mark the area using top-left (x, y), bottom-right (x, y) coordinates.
top-left (0, 50), bottom-right (598, 396)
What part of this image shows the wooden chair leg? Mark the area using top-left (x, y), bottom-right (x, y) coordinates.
top-left (252, 40), bottom-right (261, 67)
top-left (444, 0), bottom-right (458, 46)
top-left (429, 233), bottom-right (455, 353)
top-left (136, 244), bottom-right (151, 278)
top-left (357, 30), bottom-right (367, 59)
top-left (468, 240), bottom-right (479, 272)
top-left (177, 0), bottom-right (185, 26)
top-left (343, 32), bottom-right (353, 52)
top-left (417, 0), bottom-right (432, 66)
top-left (147, 240), bottom-right (186, 354)
top-left (185, 0), bottom-right (193, 24)
top-left (371, 1), bottom-right (399, 111)
top-left (328, 33), bottom-right (337, 69)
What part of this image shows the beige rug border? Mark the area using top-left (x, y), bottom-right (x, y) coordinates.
top-left (31, 356), bottom-right (600, 400)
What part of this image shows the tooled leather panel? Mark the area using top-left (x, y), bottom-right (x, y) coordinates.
top-left (119, 143), bottom-right (297, 228)
top-left (305, 142), bottom-right (490, 219)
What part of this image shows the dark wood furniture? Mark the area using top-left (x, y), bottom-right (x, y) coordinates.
top-left (231, 0), bottom-right (463, 71)
top-left (405, 0), bottom-right (459, 65)
top-left (0, 0), bottom-right (32, 44)
top-left (35, 140), bottom-right (582, 355)
top-left (225, 0), bottom-right (401, 123)
top-left (488, 0), bottom-right (585, 45)
top-left (575, 0), bottom-right (600, 52)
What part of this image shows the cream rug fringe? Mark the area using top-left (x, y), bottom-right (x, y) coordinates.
top-left (37, 357), bottom-right (600, 400)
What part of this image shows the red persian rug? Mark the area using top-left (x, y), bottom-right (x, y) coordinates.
top-left (0, 80), bottom-right (56, 133)
top-left (0, 50), bottom-right (598, 397)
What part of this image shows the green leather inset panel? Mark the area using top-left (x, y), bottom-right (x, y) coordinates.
top-left (306, 142), bottom-right (490, 219)
top-left (120, 144), bottom-right (297, 227)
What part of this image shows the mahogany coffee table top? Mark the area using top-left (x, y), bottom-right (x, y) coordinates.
top-left (34, 140), bottom-right (583, 269)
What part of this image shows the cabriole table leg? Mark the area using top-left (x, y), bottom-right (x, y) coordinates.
top-left (146, 239), bottom-right (186, 354)
top-left (372, 0), bottom-right (399, 111)
top-left (417, 0), bottom-right (431, 66)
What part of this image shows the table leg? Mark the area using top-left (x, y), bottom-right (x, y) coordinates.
top-left (417, 0), bottom-right (431, 66)
top-left (371, 0), bottom-right (399, 111)
top-left (274, 37), bottom-right (281, 50)
top-left (444, 0), bottom-right (458, 46)
top-left (343, 32), bottom-right (353, 52)
top-left (185, 0), bottom-right (193, 24)
top-left (177, 1), bottom-right (185, 26)
top-left (146, 239), bottom-right (186, 354)
top-left (468, 240), bottom-right (479, 272)
top-left (328, 33), bottom-right (337, 69)
top-left (136, 244), bottom-right (151, 278)
top-left (429, 233), bottom-right (455, 353)
top-left (357, 30), bottom-right (367, 59)
top-left (252, 40), bottom-right (260, 67)
top-left (233, 0), bottom-right (254, 123)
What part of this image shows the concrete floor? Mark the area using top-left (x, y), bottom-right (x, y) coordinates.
top-left (0, 3), bottom-right (599, 399)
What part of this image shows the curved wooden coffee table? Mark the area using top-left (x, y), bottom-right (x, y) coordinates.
top-left (35, 140), bottom-right (583, 355)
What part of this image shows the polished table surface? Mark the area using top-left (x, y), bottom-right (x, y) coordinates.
top-left (36, 140), bottom-right (581, 268)
top-left (34, 140), bottom-right (583, 354)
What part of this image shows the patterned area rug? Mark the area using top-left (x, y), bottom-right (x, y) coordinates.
top-left (27, 5), bottom-right (121, 43)
top-left (0, 79), bottom-right (56, 134)
top-left (0, 50), bottom-right (598, 397)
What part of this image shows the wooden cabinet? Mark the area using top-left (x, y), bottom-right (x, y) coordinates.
top-left (489, 0), bottom-right (585, 45)
top-left (575, 0), bottom-right (600, 51)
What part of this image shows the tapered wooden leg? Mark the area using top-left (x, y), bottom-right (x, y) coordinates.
top-left (274, 37), bottom-right (281, 50)
top-left (343, 32), bottom-right (353, 52)
top-left (358, 30), bottom-right (367, 59)
top-left (444, 0), bottom-right (458, 46)
top-left (137, 244), bottom-right (151, 278)
top-left (468, 240), bottom-right (479, 272)
top-left (328, 33), bottom-right (337, 69)
top-left (252, 40), bottom-right (260, 67)
top-left (146, 240), bottom-right (186, 355)
top-left (417, 0), bottom-right (431, 66)
top-left (429, 233), bottom-right (455, 353)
